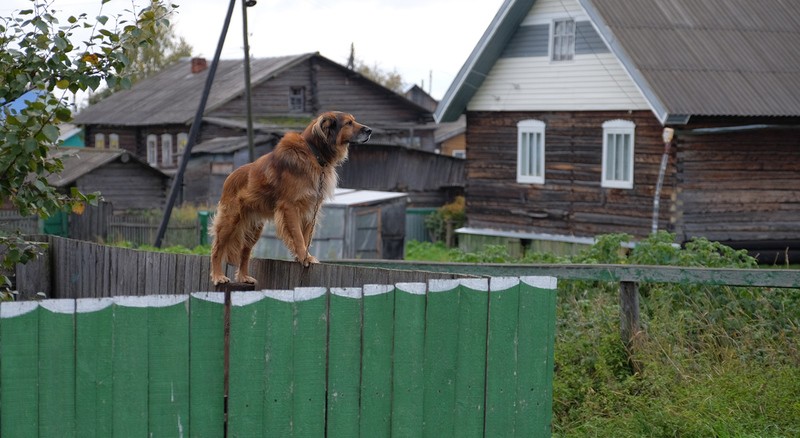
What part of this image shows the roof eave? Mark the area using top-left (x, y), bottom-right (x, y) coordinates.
top-left (434, 0), bottom-right (535, 123)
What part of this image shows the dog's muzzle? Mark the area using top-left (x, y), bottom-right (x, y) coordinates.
top-left (356, 126), bottom-right (372, 143)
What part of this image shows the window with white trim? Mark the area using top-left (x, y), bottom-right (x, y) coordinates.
top-left (109, 133), bottom-right (119, 149)
top-left (95, 133), bottom-right (106, 149)
top-left (601, 120), bottom-right (635, 189)
top-left (551, 19), bottom-right (576, 61)
top-left (517, 119), bottom-right (545, 184)
top-left (146, 134), bottom-right (158, 166)
top-left (161, 134), bottom-right (173, 167)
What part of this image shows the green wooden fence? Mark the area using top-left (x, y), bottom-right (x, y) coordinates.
top-left (0, 277), bottom-right (557, 437)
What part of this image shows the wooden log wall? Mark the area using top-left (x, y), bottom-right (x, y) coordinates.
top-left (465, 110), bottom-right (673, 238)
top-left (675, 123), bottom-right (800, 245)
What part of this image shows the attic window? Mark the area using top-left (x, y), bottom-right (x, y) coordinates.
top-left (289, 87), bottom-right (305, 112)
top-left (551, 19), bottom-right (576, 61)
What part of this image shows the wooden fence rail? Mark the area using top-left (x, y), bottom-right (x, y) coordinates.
top-left (0, 278), bottom-right (557, 437)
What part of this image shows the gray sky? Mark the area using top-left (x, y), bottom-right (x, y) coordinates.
top-left (3, 0), bottom-right (505, 100)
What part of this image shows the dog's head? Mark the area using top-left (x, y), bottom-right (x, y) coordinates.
top-left (307, 111), bottom-right (372, 166)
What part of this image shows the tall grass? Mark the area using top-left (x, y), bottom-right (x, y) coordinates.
top-left (406, 233), bottom-right (800, 436)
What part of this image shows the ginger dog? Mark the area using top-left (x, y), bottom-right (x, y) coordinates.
top-left (210, 111), bottom-right (371, 285)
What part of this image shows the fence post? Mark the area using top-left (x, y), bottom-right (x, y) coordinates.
top-left (619, 281), bottom-right (641, 373)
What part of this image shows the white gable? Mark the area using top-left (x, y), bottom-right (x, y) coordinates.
top-left (468, 0), bottom-right (649, 112)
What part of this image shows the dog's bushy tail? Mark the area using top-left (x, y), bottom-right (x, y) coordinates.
top-left (210, 204), bottom-right (243, 267)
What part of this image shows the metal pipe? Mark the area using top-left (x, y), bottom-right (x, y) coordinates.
top-left (651, 128), bottom-right (674, 234)
top-left (154, 0), bottom-right (237, 247)
top-left (241, 0), bottom-right (255, 162)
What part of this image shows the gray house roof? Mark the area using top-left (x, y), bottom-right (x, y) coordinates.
top-left (74, 54), bottom-right (313, 126)
top-left (47, 148), bottom-right (168, 187)
top-left (436, 0), bottom-right (800, 123)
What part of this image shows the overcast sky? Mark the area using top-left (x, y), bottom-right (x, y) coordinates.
top-left (3, 0), bottom-right (506, 100)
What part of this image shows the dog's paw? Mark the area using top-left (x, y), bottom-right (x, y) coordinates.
top-left (297, 255), bottom-right (319, 267)
top-left (236, 274), bottom-right (257, 284)
top-left (212, 275), bottom-right (231, 285)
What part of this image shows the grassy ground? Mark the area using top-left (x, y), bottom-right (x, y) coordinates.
top-left (406, 234), bottom-right (800, 437)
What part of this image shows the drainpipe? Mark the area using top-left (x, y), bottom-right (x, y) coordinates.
top-left (651, 127), bottom-right (674, 234)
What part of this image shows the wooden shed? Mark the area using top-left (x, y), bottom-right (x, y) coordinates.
top-left (254, 189), bottom-right (408, 260)
top-left (48, 148), bottom-right (169, 211)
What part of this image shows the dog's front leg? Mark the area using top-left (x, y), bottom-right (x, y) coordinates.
top-left (275, 205), bottom-right (318, 267)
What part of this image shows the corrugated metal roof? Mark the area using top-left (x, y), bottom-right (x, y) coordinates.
top-left (47, 148), bottom-right (167, 187)
top-left (326, 188), bottom-right (408, 207)
top-left (436, 0), bottom-right (800, 122)
top-left (582, 0), bottom-right (800, 119)
top-left (73, 54), bottom-right (313, 126)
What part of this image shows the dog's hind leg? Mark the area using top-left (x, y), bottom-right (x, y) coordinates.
top-left (210, 214), bottom-right (241, 285)
top-left (235, 222), bottom-right (263, 284)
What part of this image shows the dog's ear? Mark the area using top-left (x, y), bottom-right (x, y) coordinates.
top-left (312, 113), bottom-right (338, 145)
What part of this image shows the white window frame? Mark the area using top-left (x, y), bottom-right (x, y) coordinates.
top-left (551, 18), bottom-right (576, 62)
top-left (146, 134), bottom-right (158, 166)
top-left (95, 133), bottom-right (106, 149)
top-left (161, 134), bottom-right (173, 167)
top-left (108, 133), bottom-right (119, 149)
top-left (517, 119), bottom-right (546, 184)
top-left (601, 120), bottom-right (635, 189)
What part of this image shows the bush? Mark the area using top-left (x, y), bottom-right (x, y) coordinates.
top-left (405, 232), bottom-right (800, 436)
top-left (424, 196), bottom-right (466, 244)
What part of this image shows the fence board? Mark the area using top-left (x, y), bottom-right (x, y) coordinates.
top-left (39, 300), bottom-right (77, 438)
top-left (228, 292), bottom-right (268, 436)
top-left (517, 276), bottom-right (558, 436)
top-left (147, 296), bottom-right (189, 436)
top-left (454, 279), bottom-right (490, 438)
top-left (75, 299), bottom-right (114, 437)
top-left (112, 298), bottom-right (149, 437)
top-left (189, 293), bottom-right (225, 437)
top-left (485, 278), bottom-right (521, 437)
top-left (292, 288), bottom-right (328, 437)
top-left (326, 288), bottom-right (362, 437)
top-left (391, 283), bottom-right (427, 438)
top-left (423, 279), bottom-right (461, 438)
top-left (360, 285), bottom-right (395, 436)
top-left (261, 290), bottom-right (295, 436)
top-left (0, 302), bottom-right (40, 437)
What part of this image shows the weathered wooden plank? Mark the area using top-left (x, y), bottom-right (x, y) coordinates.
top-left (331, 260), bottom-right (800, 288)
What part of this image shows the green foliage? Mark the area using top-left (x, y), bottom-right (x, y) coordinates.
top-left (405, 240), bottom-right (459, 262)
top-left (87, 1), bottom-right (192, 105)
top-left (424, 196), bottom-right (466, 244)
top-left (0, 0), bottom-right (173, 289)
top-left (406, 232), bottom-right (800, 436)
